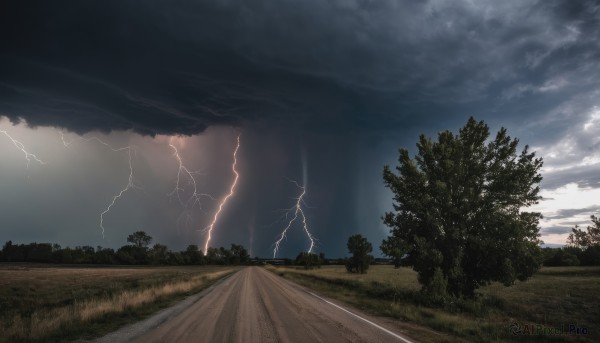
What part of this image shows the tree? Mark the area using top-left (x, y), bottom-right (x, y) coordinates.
top-left (127, 231), bottom-right (153, 249)
top-left (380, 236), bottom-right (407, 268)
top-left (149, 244), bottom-right (169, 265)
top-left (167, 251), bottom-right (185, 265)
top-left (319, 252), bottom-right (328, 265)
top-left (54, 247), bottom-right (74, 264)
top-left (229, 244), bottom-right (250, 265)
top-left (346, 234), bottom-right (373, 274)
top-left (581, 246), bottom-right (600, 266)
top-left (71, 245), bottom-right (95, 264)
top-left (295, 252), bottom-right (321, 269)
top-left (94, 246), bottom-right (117, 264)
top-left (219, 247), bottom-right (233, 265)
top-left (567, 215), bottom-right (600, 248)
top-left (206, 247), bottom-right (224, 265)
top-left (383, 117), bottom-right (543, 297)
top-left (183, 245), bottom-right (204, 265)
top-left (542, 248), bottom-right (580, 266)
top-left (2, 241), bottom-right (24, 262)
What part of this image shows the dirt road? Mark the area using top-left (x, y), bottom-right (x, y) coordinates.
top-left (130, 267), bottom-right (412, 343)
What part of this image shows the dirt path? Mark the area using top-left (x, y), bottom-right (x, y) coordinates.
top-left (96, 267), bottom-right (414, 343)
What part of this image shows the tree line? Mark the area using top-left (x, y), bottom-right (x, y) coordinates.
top-left (0, 231), bottom-right (251, 266)
top-left (541, 246), bottom-right (600, 267)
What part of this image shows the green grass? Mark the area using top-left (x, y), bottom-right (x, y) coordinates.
top-left (269, 265), bottom-right (600, 342)
top-left (0, 264), bottom-right (239, 342)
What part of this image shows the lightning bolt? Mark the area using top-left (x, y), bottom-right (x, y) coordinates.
top-left (203, 134), bottom-right (240, 255)
top-left (60, 132), bottom-right (138, 238)
top-left (273, 179), bottom-right (316, 258)
top-left (168, 137), bottom-right (213, 229)
top-left (1, 129), bottom-right (46, 167)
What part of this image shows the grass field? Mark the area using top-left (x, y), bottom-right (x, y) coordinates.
top-left (269, 265), bottom-right (600, 342)
top-left (0, 264), bottom-right (239, 342)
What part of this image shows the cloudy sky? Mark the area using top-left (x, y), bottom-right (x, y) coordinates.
top-left (1, 0), bottom-right (599, 257)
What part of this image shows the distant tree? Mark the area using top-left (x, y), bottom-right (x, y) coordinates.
top-left (542, 247), bottom-right (560, 266)
top-left (94, 246), bottom-right (117, 264)
top-left (116, 245), bottom-right (148, 264)
top-left (149, 244), bottom-right (170, 265)
top-left (380, 236), bottom-right (407, 268)
top-left (580, 246), bottom-right (600, 266)
top-left (167, 251), bottom-right (185, 265)
top-left (116, 246), bottom-right (135, 264)
top-left (568, 215), bottom-right (600, 248)
top-left (54, 247), bottom-right (74, 264)
top-left (219, 247), bottom-right (233, 265)
top-left (346, 234), bottom-right (373, 274)
top-left (295, 252), bottom-right (321, 269)
top-left (127, 231), bottom-right (153, 249)
top-left (383, 117), bottom-right (543, 297)
top-left (70, 246), bottom-right (95, 264)
top-left (2, 241), bottom-right (24, 262)
top-left (27, 243), bottom-right (53, 262)
top-left (319, 252), bottom-right (328, 265)
top-left (206, 247), bottom-right (224, 265)
top-left (183, 245), bottom-right (204, 265)
top-left (229, 244), bottom-right (250, 265)
top-left (543, 248), bottom-right (580, 266)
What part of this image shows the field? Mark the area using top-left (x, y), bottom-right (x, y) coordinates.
top-left (0, 264), bottom-right (239, 342)
top-left (269, 265), bottom-right (600, 342)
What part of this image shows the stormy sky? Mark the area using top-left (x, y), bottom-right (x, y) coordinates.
top-left (1, 0), bottom-right (599, 257)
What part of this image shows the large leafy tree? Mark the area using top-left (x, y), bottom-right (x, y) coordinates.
top-left (383, 117), bottom-right (543, 297)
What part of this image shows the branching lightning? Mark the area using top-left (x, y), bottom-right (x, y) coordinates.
top-left (1, 129), bottom-right (46, 167)
top-left (60, 132), bottom-right (138, 238)
top-left (273, 179), bottom-right (316, 258)
top-left (203, 135), bottom-right (240, 254)
top-left (168, 137), bottom-right (213, 228)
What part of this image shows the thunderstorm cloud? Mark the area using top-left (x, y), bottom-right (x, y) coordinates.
top-left (1, 0), bottom-right (599, 256)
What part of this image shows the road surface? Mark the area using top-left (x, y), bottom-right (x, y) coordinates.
top-left (131, 267), bottom-right (413, 343)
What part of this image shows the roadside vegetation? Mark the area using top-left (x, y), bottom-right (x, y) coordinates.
top-left (270, 264), bottom-right (599, 342)
top-left (0, 265), bottom-right (239, 342)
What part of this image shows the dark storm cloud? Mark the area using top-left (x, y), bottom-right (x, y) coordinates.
top-left (541, 226), bottom-right (572, 235)
top-left (545, 205), bottom-right (600, 220)
top-left (542, 165), bottom-right (600, 190)
top-left (1, 0), bottom-right (599, 136)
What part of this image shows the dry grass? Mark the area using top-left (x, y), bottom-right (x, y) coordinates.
top-left (0, 265), bottom-right (238, 342)
top-left (270, 265), bottom-right (600, 342)
top-left (282, 264), bottom-right (421, 290)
